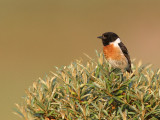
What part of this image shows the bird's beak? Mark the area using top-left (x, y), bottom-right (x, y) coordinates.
top-left (97, 36), bottom-right (102, 39)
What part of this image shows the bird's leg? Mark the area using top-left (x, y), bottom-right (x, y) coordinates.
top-left (120, 73), bottom-right (124, 82)
top-left (109, 68), bottom-right (122, 76)
top-left (120, 69), bottom-right (126, 82)
top-left (119, 69), bottom-right (123, 82)
top-left (109, 68), bottom-right (117, 75)
top-left (109, 68), bottom-right (125, 82)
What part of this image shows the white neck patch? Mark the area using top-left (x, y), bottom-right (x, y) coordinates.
top-left (110, 38), bottom-right (121, 47)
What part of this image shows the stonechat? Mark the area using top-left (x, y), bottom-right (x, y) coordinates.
top-left (98, 32), bottom-right (132, 73)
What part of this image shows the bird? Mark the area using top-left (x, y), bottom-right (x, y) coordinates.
top-left (97, 32), bottom-right (132, 73)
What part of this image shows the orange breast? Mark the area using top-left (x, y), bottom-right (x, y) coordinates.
top-left (103, 44), bottom-right (122, 60)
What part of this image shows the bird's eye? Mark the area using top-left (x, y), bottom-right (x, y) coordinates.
top-left (103, 35), bottom-right (107, 39)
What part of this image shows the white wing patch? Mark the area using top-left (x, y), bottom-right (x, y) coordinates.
top-left (110, 38), bottom-right (121, 47)
top-left (110, 38), bottom-right (123, 55)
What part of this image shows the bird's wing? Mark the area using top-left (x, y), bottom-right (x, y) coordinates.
top-left (118, 42), bottom-right (132, 73)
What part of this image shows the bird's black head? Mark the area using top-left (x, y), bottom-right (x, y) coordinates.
top-left (97, 32), bottom-right (119, 46)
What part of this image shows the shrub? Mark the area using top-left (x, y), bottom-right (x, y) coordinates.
top-left (14, 51), bottom-right (160, 120)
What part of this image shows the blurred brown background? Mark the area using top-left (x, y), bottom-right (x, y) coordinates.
top-left (1, 0), bottom-right (160, 119)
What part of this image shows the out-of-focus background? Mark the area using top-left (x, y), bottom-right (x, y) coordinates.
top-left (1, 0), bottom-right (160, 119)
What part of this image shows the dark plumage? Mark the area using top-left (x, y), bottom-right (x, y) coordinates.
top-left (98, 32), bottom-right (132, 73)
top-left (118, 42), bottom-right (132, 73)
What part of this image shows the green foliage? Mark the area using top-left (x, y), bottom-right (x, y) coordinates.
top-left (14, 51), bottom-right (160, 120)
